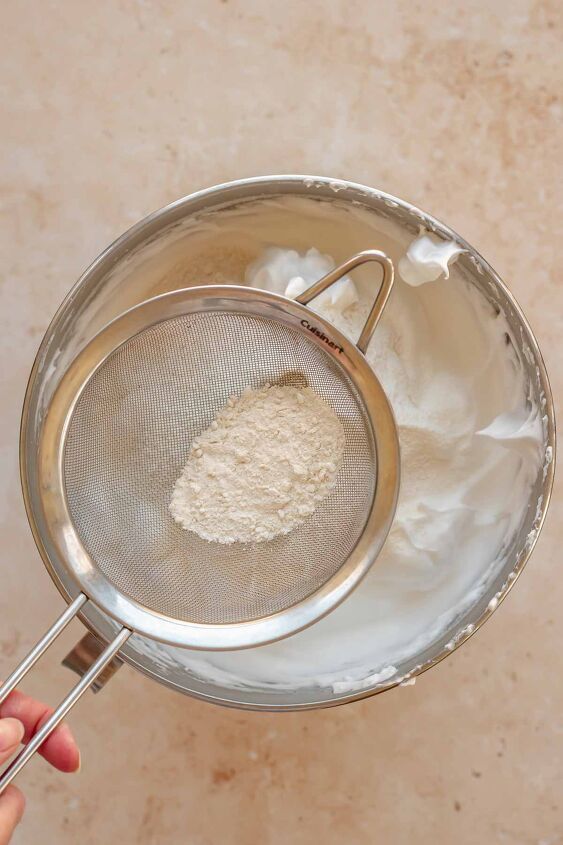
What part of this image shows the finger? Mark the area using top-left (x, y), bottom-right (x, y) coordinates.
top-left (0, 719), bottom-right (25, 767)
top-left (0, 785), bottom-right (26, 845)
top-left (0, 692), bottom-right (80, 774)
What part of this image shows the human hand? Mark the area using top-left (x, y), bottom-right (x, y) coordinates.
top-left (0, 690), bottom-right (80, 844)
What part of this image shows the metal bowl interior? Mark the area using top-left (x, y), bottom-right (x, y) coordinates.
top-left (20, 176), bottom-right (555, 710)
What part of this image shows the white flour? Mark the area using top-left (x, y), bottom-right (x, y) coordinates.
top-left (170, 384), bottom-right (344, 544)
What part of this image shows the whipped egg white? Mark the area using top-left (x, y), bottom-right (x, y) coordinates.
top-left (125, 197), bottom-right (543, 694)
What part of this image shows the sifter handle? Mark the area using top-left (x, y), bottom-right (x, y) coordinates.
top-left (0, 594), bottom-right (87, 706)
top-left (295, 249), bottom-right (395, 353)
top-left (0, 595), bottom-right (131, 794)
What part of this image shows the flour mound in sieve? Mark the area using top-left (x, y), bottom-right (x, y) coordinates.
top-left (170, 384), bottom-right (345, 544)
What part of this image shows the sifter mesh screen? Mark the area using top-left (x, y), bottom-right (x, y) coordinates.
top-left (63, 312), bottom-right (377, 625)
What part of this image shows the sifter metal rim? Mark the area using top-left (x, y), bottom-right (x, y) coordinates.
top-left (37, 285), bottom-right (400, 650)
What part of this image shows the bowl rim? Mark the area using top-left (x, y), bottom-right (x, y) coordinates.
top-left (19, 174), bottom-right (556, 710)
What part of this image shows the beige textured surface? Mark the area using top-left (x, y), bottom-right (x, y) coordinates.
top-left (1, 1), bottom-right (562, 843)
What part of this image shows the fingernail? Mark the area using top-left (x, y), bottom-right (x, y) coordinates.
top-left (0, 718), bottom-right (24, 751)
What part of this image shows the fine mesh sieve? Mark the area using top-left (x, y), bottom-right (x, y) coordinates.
top-left (0, 250), bottom-right (399, 792)
top-left (63, 311), bottom-right (377, 626)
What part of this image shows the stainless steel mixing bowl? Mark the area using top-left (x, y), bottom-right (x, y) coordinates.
top-left (20, 175), bottom-right (555, 710)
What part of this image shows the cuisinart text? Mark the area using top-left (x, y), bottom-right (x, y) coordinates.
top-left (300, 320), bottom-right (344, 354)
